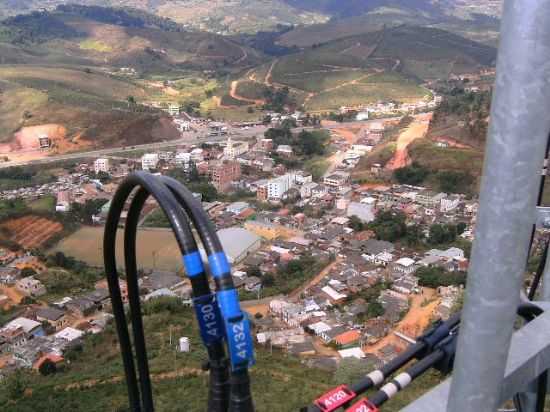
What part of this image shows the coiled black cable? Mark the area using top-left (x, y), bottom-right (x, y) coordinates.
top-left (160, 176), bottom-right (255, 412)
top-left (104, 172), bottom-right (229, 411)
top-left (124, 184), bottom-right (230, 411)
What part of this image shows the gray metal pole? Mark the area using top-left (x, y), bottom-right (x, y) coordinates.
top-left (447, 1), bottom-right (550, 412)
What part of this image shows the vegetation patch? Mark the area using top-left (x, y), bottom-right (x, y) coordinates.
top-left (79, 39), bottom-right (113, 53)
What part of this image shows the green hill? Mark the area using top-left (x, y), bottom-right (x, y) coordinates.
top-left (277, 6), bottom-right (501, 48)
top-left (0, 0), bottom-right (329, 34)
top-left (233, 25), bottom-right (495, 112)
top-left (0, 6), bottom-right (264, 73)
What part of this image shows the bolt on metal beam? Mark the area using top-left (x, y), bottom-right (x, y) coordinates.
top-left (447, 1), bottom-right (550, 412)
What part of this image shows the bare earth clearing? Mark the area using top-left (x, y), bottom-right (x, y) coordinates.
top-left (385, 113), bottom-right (432, 170)
top-left (1, 216), bottom-right (63, 249)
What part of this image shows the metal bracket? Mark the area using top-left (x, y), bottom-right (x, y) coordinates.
top-left (401, 310), bottom-right (550, 411)
top-left (535, 207), bottom-right (550, 228)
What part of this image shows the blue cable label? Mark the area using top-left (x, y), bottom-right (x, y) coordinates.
top-left (183, 251), bottom-right (203, 277)
top-left (193, 294), bottom-right (224, 345)
top-left (208, 252), bottom-right (231, 278)
top-left (224, 315), bottom-right (255, 370)
top-left (217, 289), bottom-right (255, 370)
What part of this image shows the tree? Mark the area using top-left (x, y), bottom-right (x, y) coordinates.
top-left (366, 301), bottom-right (385, 318)
top-left (416, 266), bottom-right (466, 288)
top-left (428, 224), bottom-right (458, 245)
top-left (348, 215), bottom-right (365, 231)
top-left (405, 224), bottom-right (424, 246)
top-left (127, 95), bottom-right (136, 107)
top-left (369, 210), bottom-right (408, 242)
top-left (247, 266), bottom-right (262, 278)
top-left (393, 162), bottom-right (430, 185)
top-left (38, 359), bottom-right (57, 376)
top-left (262, 273), bottom-right (275, 287)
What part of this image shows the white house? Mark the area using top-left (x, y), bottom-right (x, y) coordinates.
top-left (94, 158), bottom-right (110, 174)
top-left (300, 182), bottom-right (318, 199)
top-left (440, 194), bottom-right (461, 213)
top-left (267, 173), bottom-right (296, 200)
top-left (394, 257), bottom-right (417, 275)
top-left (346, 202), bottom-right (375, 223)
top-left (142, 153), bottom-right (160, 171)
top-left (175, 152), bottom-right (191, 167)
top-left (223, 137), bottom-right (249, 159)
top-left (56, 191), bottom-right (71, 213)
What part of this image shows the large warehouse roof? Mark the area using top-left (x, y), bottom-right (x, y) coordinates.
top-left (216, 227), bottom-right (261, 264)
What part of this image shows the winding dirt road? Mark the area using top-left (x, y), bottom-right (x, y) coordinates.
top-left (385, 113), bottom-right (432, 170)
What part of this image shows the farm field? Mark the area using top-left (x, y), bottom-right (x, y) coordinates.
top-left (1, 215), bottom-right (63, 249)
top-left (52, 226), bottom-right (183, 271)
top-left (0, 66), bottom-right (147, 103)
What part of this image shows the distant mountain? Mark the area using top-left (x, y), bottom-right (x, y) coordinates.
top-left (0, 0), bottom-right (329, 34)
top-left (282, 0), bottom-right (441, 17)
top-left (0, 5), bottom-right (263, 72)
top-left (0, 0), bottom-right (502, 34)
top-left (282, 0), bottom-right (502, 18)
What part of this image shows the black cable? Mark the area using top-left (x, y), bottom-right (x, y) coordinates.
top-left (124, 182), bottom-right (230, 412)
top-left (526, 134), bottom-right (550, 300)
top-left (160, 176), bottom-right (255, 412)
top-left (307, 313), bottom-right (461, 412)
top-left (104, 172), bottom-right (229, 411)
top-left (528, 241), bottom-right (549, 300)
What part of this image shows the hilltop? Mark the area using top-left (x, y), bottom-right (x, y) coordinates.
top-left (0, 0), bottom-right (502, 35)
top-left (0, 5), bottom-right (263, 72)
top-left (0, 0), bottom-right (329, 34)
top-left (0, 5), bottom-right (267, 153)
top-left (278, 6), bottom-right (501, 48)
top-left (225, 25), bottom-right (496, 112)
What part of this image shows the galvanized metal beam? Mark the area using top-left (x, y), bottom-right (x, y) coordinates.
top-left (445, 1), bottom-right (550, 411)
top-left (401, 310), bottom-right (550, 411)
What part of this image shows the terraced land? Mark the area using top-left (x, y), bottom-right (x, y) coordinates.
top-left (1, 215), bottom-right (63, 249)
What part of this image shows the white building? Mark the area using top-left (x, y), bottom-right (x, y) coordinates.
top-left (294, 171), bottom-right (313, 185)
top-left (56, 191), bottom-right (71, 213)
top-left (174, 118), bottom-right (191, 132)
top-left (94, 158), bottom-right (110, 174)
top-left (141, 153), bottom-right (160, 171)
top-left (190, 148), bottom-right (204, 162)
top-left (55, 327), bottom-right (84, 342)
top-left (166, 103), bottom-right (181, 116)
top-left (356, 111), bottom-right (369, 121)
top-left (300, 182), bottom-right (318, 199)
top-left (175, 152), bottom-right (191, 167)
top-left (394, 257), bottom-right (417, 275)
top-left (324, 171), bottom-right (350, 188)
top-left (440, 194), bottom-right (461, 213)
top-left (267, 173), bottom-right (296, 200)
top-left (276, 145), bottom-right (293, 156)
top-left (223, 137), bottom-right (249, 159)
top-left (346, 202), bottom-right (375, 223)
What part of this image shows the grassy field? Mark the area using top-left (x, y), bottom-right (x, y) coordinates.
top-left (235, 81), bottom-right (269, 101)
top-left (0, 66), bottom-right (146, 103)
top-left (79, 39), bottom-right (113, 53)
top-left (306, 82), bottom-right (428, 111)
top-left (26, 195), bottom-right (56, 213)
top-left (0, 303), bottom-right (334, 412)
top-left (408, 139), bottom-right (485, 175)
top-left (0, 85), bottom-right (48, 142)
top-left (51, 226), bottom-right (183, 272)
top-left (276, 69), bottom-right (370, 94)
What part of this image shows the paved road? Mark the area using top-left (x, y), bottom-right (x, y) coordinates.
top-left (0, 127), bottom-right (265, 169)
